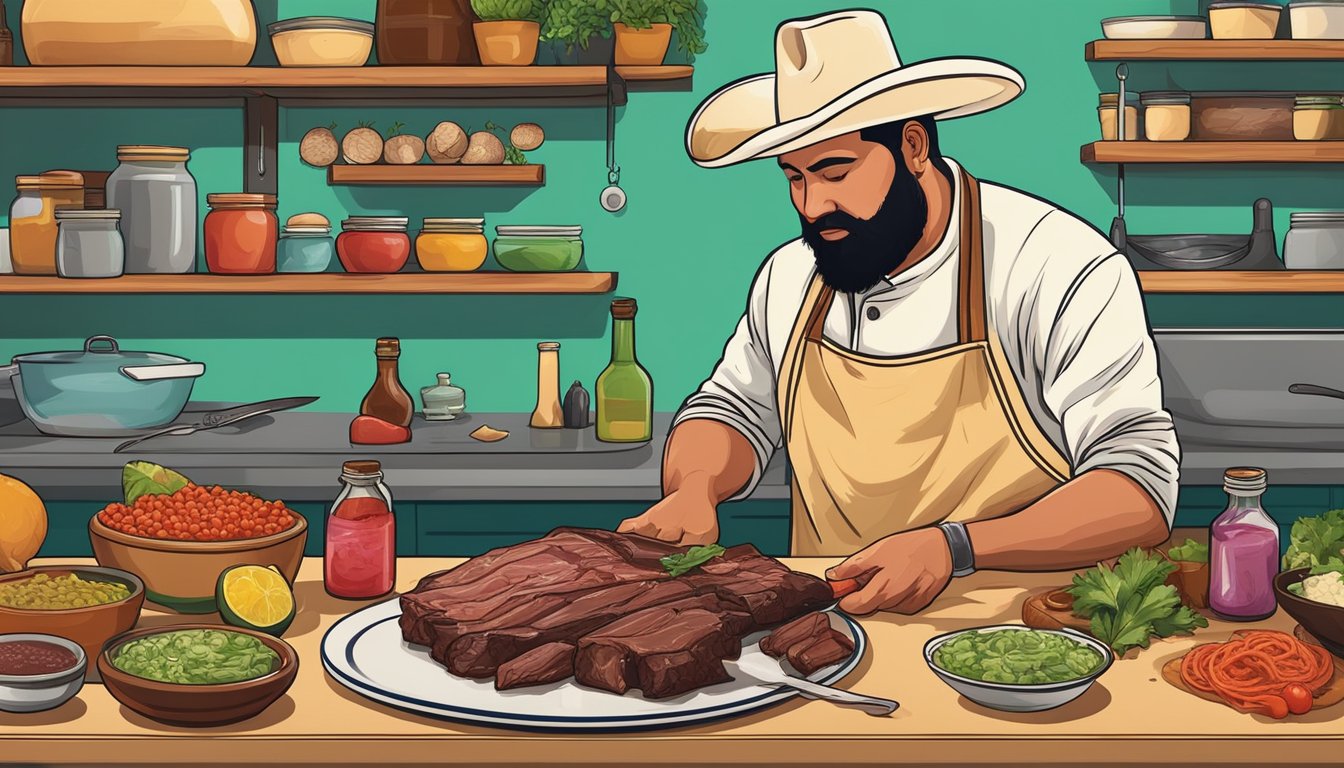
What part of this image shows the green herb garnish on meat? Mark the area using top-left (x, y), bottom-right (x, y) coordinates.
top-left (1066, 547), bottom-right (1207, 655)
top-left (661, 544), bottom-right (726, 577)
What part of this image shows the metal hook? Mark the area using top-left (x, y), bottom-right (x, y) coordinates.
top-left (258, 124), bottom-right (266, 177)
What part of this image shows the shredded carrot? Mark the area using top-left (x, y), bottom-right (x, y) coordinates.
top-left (1179, 630), bottom-right (1334, 718)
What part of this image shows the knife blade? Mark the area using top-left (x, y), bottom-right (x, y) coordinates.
top-left (114, 397), bottom-right (319, 453)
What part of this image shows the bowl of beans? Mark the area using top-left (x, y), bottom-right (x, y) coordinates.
top-left (89, 484), bottom-right (307, 614)
top-left (0, 566), bottom-right (144, 681)
top-left (98, 625), bottom-right (298, 726)
top-left (0, 633), bottom-right (87, 713)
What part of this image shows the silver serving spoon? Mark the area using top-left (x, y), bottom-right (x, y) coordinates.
top-left (723, 654), bottom-right (898, 717)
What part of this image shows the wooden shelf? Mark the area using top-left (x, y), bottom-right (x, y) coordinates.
top-left (0, 273), bottom-right (617, 295)
top-left (0, 65), bottom-right (692, 102)
top-left (1087, 39), bottom-right (1344, 61)
top-left (328, 164), bottom-right (544, 186)
top-left (1138, 271), bottom-right (1344, 293)
top-left (1082, 141), bottom-right (1344, 164)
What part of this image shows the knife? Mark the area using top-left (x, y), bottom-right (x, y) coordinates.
top-left (114, 397), bottom-right (319, 453)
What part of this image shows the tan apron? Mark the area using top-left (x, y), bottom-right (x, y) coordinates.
top-left (777, 171), bottom-right (1072, 556)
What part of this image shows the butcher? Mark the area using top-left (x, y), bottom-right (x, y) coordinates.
top-left (618, 9), bottom-right (1181, 615)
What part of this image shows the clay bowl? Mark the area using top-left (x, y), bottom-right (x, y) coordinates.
top-left (89, 513), bottom-right (306, 614)
top-left (97, 624), bottom-right (298, 727)
top-left (1275, 568), bottom-right (1344, 658)
top-left (0, 566), bottom-right (144, 680)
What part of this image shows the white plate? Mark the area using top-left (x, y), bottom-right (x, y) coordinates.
top-left (322, 597), bottom-right (866, 731)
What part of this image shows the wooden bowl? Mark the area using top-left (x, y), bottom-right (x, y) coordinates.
top-left (1275, 568), bottom-right (1344, 658)
top-left (97, 624), bottom-right (298, 726)
top-left (0, 566), bottom-right (144, 680)
top-left (89, 513), bottom-right (307, 614)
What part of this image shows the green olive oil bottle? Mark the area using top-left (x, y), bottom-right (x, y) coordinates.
top-left (595, 298), bottom-right (652, 442)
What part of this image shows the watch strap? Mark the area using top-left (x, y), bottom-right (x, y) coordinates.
top-left (938, 521), bottom-right (976, 577)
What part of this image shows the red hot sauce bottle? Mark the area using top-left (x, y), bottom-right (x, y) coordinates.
top-left (351, 337), bottom-right (414, 444)
top-left (324, 460), bottom-right (396, 599)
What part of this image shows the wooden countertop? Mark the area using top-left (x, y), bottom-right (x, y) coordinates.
top-left (4, 555), bottom-right (1342, 767)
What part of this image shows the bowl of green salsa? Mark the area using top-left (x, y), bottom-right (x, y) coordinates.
top-left (98, 625), bottom-right (298, 726)
top-left (923, 624), bottom-right (1114, 712)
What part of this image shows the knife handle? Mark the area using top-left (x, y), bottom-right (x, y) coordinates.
top-left (829, 578), bottom-right (861, 600)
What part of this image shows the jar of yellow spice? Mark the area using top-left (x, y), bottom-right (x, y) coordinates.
top-left (10, 171), bottom-right (85, 275)
top-left (1141, 92), bottom-right (1191, 142)
top-left (1294, 95), bottom-right (1344, 141)
top-left (1098, 92), bottom-right (1138, 141)
top-left (416, 218), bottom-right (487, 272)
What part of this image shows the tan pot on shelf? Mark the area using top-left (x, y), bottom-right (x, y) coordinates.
top-left (21, 0), bottom-right (258, 66)
top-left (472, 20), bottom-right (540, 66)
top-left (613, 22), bottom-right (671, 66)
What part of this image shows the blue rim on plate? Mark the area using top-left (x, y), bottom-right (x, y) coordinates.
top-left (321, 598), bottom-right (867, 732)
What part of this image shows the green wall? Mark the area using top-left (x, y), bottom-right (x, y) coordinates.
top-left (3, 0), bottom-right (1342, 415)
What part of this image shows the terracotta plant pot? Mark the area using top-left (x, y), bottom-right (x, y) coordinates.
top-left (613, 22), bottom-right (672, 65)
top-left (1166, 559), bottom-right (1211, 609)
top-left (472, 20), bottom-right (540, 66)
top-left (21, 0), bottom-right (257, 65)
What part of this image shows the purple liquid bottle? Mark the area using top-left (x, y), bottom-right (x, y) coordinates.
top-left (1209, 467), bottom-right (1279, 622)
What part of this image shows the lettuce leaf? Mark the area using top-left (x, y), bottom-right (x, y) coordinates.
top-left (122, 461), bottom-right (192, 505)
top-left (1068, 547), bottom-right (1204, 655)
top-left (1284, 509), bottom-right (1344, 570)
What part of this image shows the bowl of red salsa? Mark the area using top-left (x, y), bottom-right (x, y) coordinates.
top-left (0, 633), bottom-right (86, 713)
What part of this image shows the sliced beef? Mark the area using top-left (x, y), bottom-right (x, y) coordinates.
top-left (574, 595), bottom-right (753, 699)
top-left (494, 642), bottom-right (576, 691)
top-left (759, 612), bottom-right (831, 657)
top-left (785, 629), bottom-right (855, 676)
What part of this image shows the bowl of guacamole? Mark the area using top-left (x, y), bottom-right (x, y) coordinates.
top-left (923, 624), bottom-right (1113, 712)
top-left (98, 624), bottom-right (298, 726)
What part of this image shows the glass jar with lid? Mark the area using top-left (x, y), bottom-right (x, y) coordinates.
top-left (1293, 94), bottom-right (1344, 140)
top-left (278, 213), bottom-right (334, 273)
top-left (1098, 92), bottom-right (1138, 141)
top-left (1141, 91), bottom-right (1192, 141)
top-left (1209, 467), bottom-right (1280, 622)
top-left (56, 209), bottom-right (124, 278)
top-left (492, 225), bottom-right (583, 272)
top-left (1284, 211), bottom-right (1344, 270)
top-left (420, 373), bottom-right (467, 421)
top-left (338, 217), bottom-right (411, 273)
top-left (324, 460), bottom-right (396, 600)
top-left (106, 146), bottom-right (197, 274)
top-left (416, 218), bottom-right (487, 271)
top-left (204, 193), bottom-right (278, 274)
top-left (10, 171), bottom-right (85, 275)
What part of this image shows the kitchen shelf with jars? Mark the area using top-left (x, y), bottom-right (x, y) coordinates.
top-left (1084, 5), bottom-right (1344, 293)
top-left (0, 0), bottom-right (706, 290)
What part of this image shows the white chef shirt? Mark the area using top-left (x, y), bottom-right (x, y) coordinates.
top-left (673, 158), bottom-right (1181, 525)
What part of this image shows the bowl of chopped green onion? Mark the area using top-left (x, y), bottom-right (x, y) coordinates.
top-left (97, 625), bottom-right (298, 726)
top-left (923, 624), bottom-right (1114, 712)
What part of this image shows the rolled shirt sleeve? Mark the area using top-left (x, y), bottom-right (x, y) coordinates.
top-left (1029, 224), bottom-right (1181, 527)
top-left (671, 258), bottom-right (783, 501)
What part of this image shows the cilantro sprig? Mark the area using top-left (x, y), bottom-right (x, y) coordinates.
top-left (660, 544), bottom-right (725, 577)
top-left (1066, 547), bottom-right (1208, 655)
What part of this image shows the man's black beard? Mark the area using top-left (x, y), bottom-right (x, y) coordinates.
top-left (799, 163), bottom-right (930, 294)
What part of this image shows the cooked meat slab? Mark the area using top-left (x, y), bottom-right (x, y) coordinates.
top-left (760, 612), bottom-right (831, 657)
top-left (399, 528), bottom-right (838, 698)
top-left (786, 629), bottom-right (855, 676)
top-left (495, 642), bottom-right (576, 691)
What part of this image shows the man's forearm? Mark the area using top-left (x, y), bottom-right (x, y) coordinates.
top-left (662, 419), bottom-right (759, 503)
top-left (965, 469), bottom-right (1170, 571)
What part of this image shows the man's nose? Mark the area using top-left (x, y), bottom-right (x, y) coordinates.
top-left (799, 183), bottom-right (838, 223)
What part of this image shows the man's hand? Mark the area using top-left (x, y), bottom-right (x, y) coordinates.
top-left (825, 528), bottom-right (953, 615)
top-left (617, 488), bottom-right (719, 545)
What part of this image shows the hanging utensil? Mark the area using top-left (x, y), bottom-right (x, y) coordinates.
top-left (1109, 63), bottom-right (1129, 253)
top-left (600, 76), bottom-right (626, 212)
top-left (114, 396), bottom-right (318, 453)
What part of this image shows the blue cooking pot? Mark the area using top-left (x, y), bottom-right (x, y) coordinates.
top-left (1, 336), bottom-right (205, 436)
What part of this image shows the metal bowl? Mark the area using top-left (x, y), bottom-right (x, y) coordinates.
top-left (0, 633), bottom-right (87, 713)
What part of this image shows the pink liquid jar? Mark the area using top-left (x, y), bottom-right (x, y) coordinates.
top-left (324, 460), bottom-right (396, 599)
top-left (1209, 467), bottom-right (1279, 622)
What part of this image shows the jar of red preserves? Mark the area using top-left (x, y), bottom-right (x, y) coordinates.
top-left (338, 216), bottom-right (410, 273)
top-left (204, 193), bottom-right (278, 274)
top-left (325, 460), bottom-right (396, 600)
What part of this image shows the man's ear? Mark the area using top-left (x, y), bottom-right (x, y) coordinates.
top-left (902, 119), bottom-right (931, 176)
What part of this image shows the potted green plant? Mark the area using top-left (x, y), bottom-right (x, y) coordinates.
top-left (469, 0), bottom-right (547, 66)
top-left (541, 0), bottom-right (614, 65)
top-left (609, 0), bottom-right (706, 66)
top-left (1162, 538), bottom-right (1210, 610)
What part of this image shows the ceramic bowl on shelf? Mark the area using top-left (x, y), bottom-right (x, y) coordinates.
top-left (88, 514), bottom-right (306, 614)
top-left (0, 633), bottom-right (86, 714)
top-left (269, 17), bottom-right (374, 67)
top-left (21, 0), bottom-right (258, 65)
top-left (0, 566), bottom-right (144, 680)
top-left (98, 624), bottom-right (298, 726)
top-left (1275, 568), bottom-right (1344, 658)
top-left (1101, 15), bottom-right (1208, 39)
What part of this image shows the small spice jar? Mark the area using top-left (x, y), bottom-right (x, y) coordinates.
top-left (1098, 92), bottom-right (1139, 141)
top-left (56, 209), bottom-right (124, 278)
top-left (420, 373), bottom-right (467, 421)
top-left (1141, 91), bottom-right (1192, 141)
top-left (1284, 211), bottom-right (1344, 270)
top-left (204, 193), bottom-right (278, 274)
top-left (338, 217), bottom-right (411, 273)
top-left (1293, 95), bottom-right (1344, 140)
top-left (416, 218), bottom-right (487, 272)
top-left (278, 212), bottom-right (335, 273)
top-left (9, 171), bottom-right (85, 275)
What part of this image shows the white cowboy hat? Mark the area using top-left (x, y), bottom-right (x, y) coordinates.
top-left (685, 9), bottom-right (1025, 168)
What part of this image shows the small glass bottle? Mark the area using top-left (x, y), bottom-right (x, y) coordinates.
top-left (596, 298), bottom-right (653, 442)
top-left (360, 337), bottom-right (414, 427)
top-left (1209, 467), bottom-right (1280, 622)
top-left (530, 342), bottom-right (564, 429)
top-left (420, 372), bottom-right (466, 421)
top-left (325, 460), bottom-right (396, 600)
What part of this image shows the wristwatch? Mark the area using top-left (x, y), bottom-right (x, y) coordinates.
top-left (938, 521), bottom-right (976, 578)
